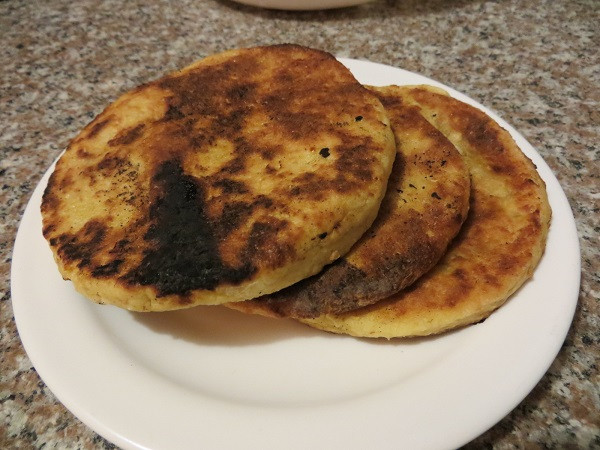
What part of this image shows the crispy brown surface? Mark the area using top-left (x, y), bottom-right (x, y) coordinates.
top-left (41, 45), bottom-right (396, 310)
top-left (227, 85), bottom-right (471, 318)
top-left (302, 85), bottom-right (551, 338)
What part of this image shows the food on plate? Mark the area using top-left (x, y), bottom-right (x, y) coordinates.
top-left (300, 85), bottom-right (551, 338)
top-left (226, 85), bottom-right (471, 318)
top-left (41, 44), bottom-right (396, 311)
top-left (41, 41), bottom-right (551, 338)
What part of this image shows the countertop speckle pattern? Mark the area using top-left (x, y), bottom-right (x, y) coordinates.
top-left (1, 0), bottom-right (598, 448)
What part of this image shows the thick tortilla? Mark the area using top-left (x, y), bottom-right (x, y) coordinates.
top-left (227, 85), bottom-right (471, 318)
top-left (301, 85), bottom-right (551, 338)
top-left (41, 45), bottom-right (396, 311)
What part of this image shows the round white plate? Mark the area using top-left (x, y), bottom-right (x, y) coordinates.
top-left (12, 59), bottom-right (580, 450)
top-left (229, 0), bottom-right (372, 11)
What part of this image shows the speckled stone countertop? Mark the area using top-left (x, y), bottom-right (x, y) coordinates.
top-left (1, 0), bottom-right (598, 448)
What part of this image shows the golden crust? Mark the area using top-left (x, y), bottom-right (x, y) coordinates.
top-left (301, 85), bottom-right (552, 338)
top-left (41, 45), bottom-right (396, 311)
top-left (227, 85), bottom-right (471, 318)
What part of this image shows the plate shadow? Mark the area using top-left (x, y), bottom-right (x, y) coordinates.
top-left (130, 303), bottom-right (457, 347)
top-left (131, 305), bottom-right (330, 346)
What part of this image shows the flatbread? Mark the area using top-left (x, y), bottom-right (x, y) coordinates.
top-left (227, 85), bottom-right (470, 318)
top-left (41, 45), bottom-right (396, 311)
top-left (301, 85), bottom-right (552, 338)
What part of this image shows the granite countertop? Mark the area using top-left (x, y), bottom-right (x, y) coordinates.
top-left (1, 0), bottom-right (598, 448)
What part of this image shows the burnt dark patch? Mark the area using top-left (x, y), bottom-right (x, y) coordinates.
top-left (214, 108), bottom-right (250, 134)
top-left (319, 147), bottom-right (330, 158)
top-left (92, 259), bottom-right (123, 277)
top-left (82, 220), bottom-right (107, 243)
top-left (189, 134), bottom-right (208, 148)
top-left (42, 224), bottom-right (56, 238)
top-left (491, 164), bottom-right (509, 174)
top-left (214, 178), bottom-right (249, 194)
top-left (290, 172), bottom-right (327, 200)
top-left (95, 156), bottom-right (138, 183)
top-left (108, 124), bottom-right (145, 146)
top-left (259, 147), bottom-right (275, 160)
top-left (355, 115), bottom-right (363, 121)
top-left (77, 148), bottom-right (92, 158)
top-left (452, 268), bottom-right (467, 280)
top-left (158, 61), bottom-right (259, 123)
top-left (218, 195), bottom-right (275, 236)
top-left (273, 110), bottom-right (328, 140)
top-left (289, 141), bottom-right (378, 197)
top-left (110, 239), bottom-right (131, 255)
top-left (227, 84), bottom-right (255, 101)
top-left (318, 232), bottom-right (328, 239)
top-left (98, 156), bottom-right (126, 171)
top-left (260, 260), bottom-right (371, 318)
top-left (259, 68), bottom-right (352, 140)
top-left (431, 192), bottom-right (442, 200)
top-left (333, 143), bottom-right (374, 185)
top-left (124, 160), bottom-right (256, 297)
top-left (253, 195), bottom-right (275, 209)
top-left (55, 220), bottom-right (107, 269)
top-left (464, 113), bottom-right (505, 157)
top-left (87, 118), bottom-right (111, 138)
top-left (161, 100), bottom-right (186, 122)
top-left (220, 201), bottom-right (255, 234)
top-left (243, 219), bottom-right (292, 269)
top-left (219, 155), bottom-right (246, 175)
top-left (215, 138), bottom-right (259, 175)
top-left (58, 174), bottom-right (73, 190)
top-left (378, 93), bottom-right (405, 110)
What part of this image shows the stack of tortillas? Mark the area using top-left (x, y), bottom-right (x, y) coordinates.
top-left (42, 44), bottom-right (551, 338)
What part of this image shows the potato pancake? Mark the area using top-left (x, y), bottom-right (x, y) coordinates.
top-left (41, 45), bottom-right (396, 311)
top-left (301, 85), bottom-right (551, 338)
top-left (227, 85), bottom-right (470, 318)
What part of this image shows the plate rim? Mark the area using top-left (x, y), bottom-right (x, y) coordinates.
top-left (228, 0), bottom-right (374, 11)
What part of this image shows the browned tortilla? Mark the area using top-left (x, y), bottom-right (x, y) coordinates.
top-left (301, 85), bottom-right (552, 338)
top-left (227, 85), bottom-right (471, 318)
top-left (41, 45), bottom-right (396, 311)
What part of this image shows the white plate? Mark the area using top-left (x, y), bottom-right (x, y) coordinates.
top-left (12, 59), bottom-right (580, 450)
top-left (229, 0), bottom-right (372, 11)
